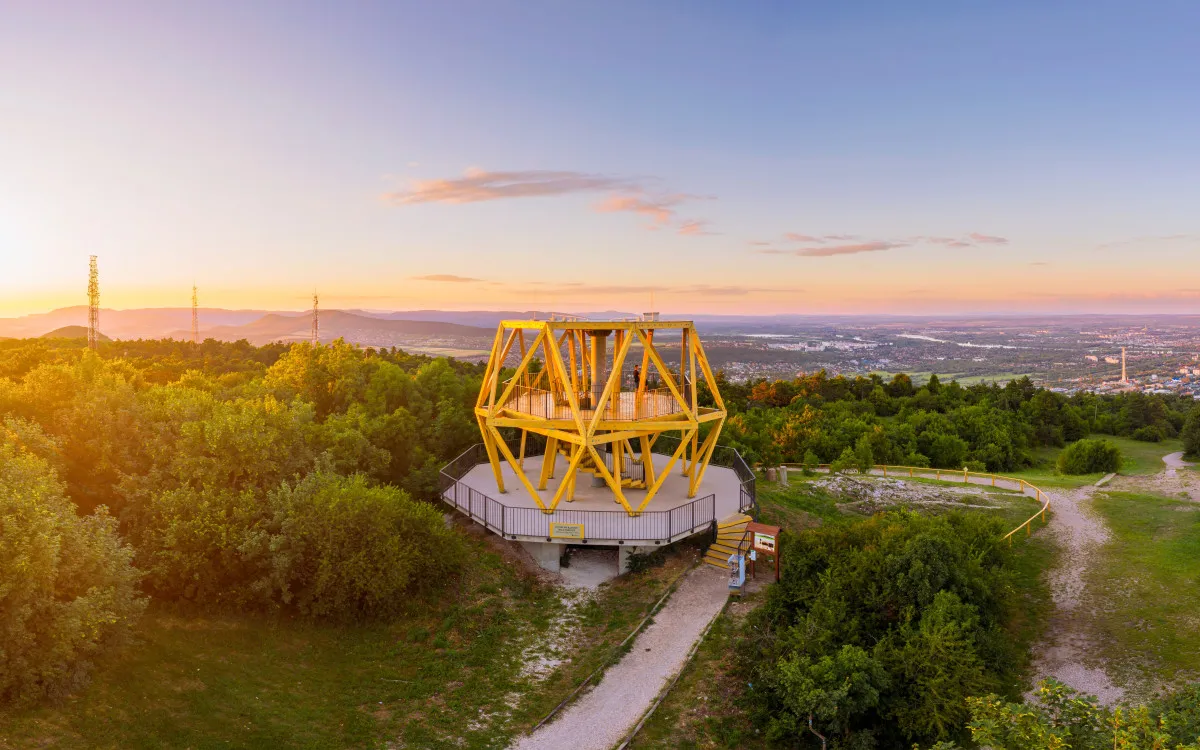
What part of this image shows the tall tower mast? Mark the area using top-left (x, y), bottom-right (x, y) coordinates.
top-left (191, 284), bottom-right (199, 344)
top-left (87, 256), bottom-right (100, 350)
top-left (311, 292), bottom-right (319, 345)
top-left (1121, 346), bottom-right (1127, 383)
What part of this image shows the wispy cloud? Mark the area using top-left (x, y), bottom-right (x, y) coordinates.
top-left (387, 166), bottom-right (716, 237)
top-left (595, 194), bottom-right (683, 226)
top-left (968, 233), bottom-right (1008, 245)
top-left (385, 167), bottom-right (638, 205)
top-left (756, 241), bottom-right (902, 257)
top-left (753, 231), bottom-right (1010, 257)
top-left (429, 276), bottom-right (797, 297)
top-left (411, 274), bottom-right (483, 283)
top-left (678, 219), bottom-right (717, 236)
top-left (1097, 234), bottom-right (1198, 250)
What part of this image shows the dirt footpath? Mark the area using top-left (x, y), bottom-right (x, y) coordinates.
top-left (1028, 480), bottom-right (1125, 705)
top-left (508, 566), bottom-right (729, 750)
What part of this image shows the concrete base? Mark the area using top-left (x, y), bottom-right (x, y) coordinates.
top-left (522, 541), bottom-right (562, 573)
top-left (618, 545), bottom-right (654, 575)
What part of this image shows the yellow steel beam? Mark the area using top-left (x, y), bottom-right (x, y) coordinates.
top-left (590, 428), bottom-right (660, 445)
top-left (486, 327), bottom-right (520, 412)
top-left (534, 320), bottom-right (694, 331)
top-left (636, 428), bottom-right (694, 512)
top-left (691, 334), bottom-right (726, 412)
top-left (544, 332), bottom-right (586, 434)
top-left (689, 420), bottom-right (725, 496)
top-left (586, 443), bottom-right (634, 514)
top-left (476, 325), bottom-right (506, 408)
top-left (488, 424), bottom-right (546, 510)
top-left (538, 436), bottom-right (558, 489)
top-left (633, 328), bottom-right (689, 416)
top-left (477, 415), bottom-right (506, 493)
top-left (639, 434), bottom-right (657, 488)
top-left (586, 331), bottom-right (634, 435)
top-left (495, 328), bottom-right (548, 409)
top-left (548, 444), bottom-right (588, 510)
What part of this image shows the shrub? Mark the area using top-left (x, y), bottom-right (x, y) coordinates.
top-left (1131, 425), bottom-right (1163, 442)
top-left (259, 472), bottom-right (465, 619)
top-left (137, 471), bottom-right (465, 619)
top-left (0, 440), bottom-right (145, 704)
top-left (746, 512), bottom-right (1021, 748)
top-left (1057, 438), bottom-right (1122, 475)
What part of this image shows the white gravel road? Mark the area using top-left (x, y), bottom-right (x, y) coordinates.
top-left (509, 565), bottom-right (730, 750)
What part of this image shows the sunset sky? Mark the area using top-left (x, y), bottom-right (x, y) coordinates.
top-left (2, 1), bottom-right (1199, 317)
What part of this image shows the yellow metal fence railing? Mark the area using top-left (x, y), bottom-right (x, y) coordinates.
top-left (781, 463), bottom-right (1050, 544)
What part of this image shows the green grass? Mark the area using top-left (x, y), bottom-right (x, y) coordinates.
top-left (1002, 435), bottom-right (1181, 489)
top-left (0, 528), bottom-right (693, 750)
top-left (1084, 491), bottom-right (1200, 697)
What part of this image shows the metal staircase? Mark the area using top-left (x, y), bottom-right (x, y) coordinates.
top-left (703, 513), bottom-right (752, 568)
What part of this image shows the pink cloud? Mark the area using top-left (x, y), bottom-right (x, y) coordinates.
top-left (595, 194), bottom-right (683, 225)
top-left (784, 233), bottom-right (824, 243)
top-left (797, 242), bottom-right (905, 257)
top-left (678, 219), bottom-right (717, 236)
top-left (411, 274), bottom-right (483, 283)
top-left (968, 233), bottom-right (1008, 245)
top-left (385, 168), bottom-right (638, 204)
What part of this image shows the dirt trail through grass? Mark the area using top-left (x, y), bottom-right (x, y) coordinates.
top-left (1029, 480), bottom-right (1126, 704)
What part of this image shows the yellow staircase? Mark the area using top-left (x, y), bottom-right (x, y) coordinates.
top-left (556, 443), bottom-right (647, 489)
top-left (703, 513), bottom-right (752, 568)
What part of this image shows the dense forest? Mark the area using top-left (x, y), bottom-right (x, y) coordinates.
top-left (4, 336), bottom-right (1200, 745)
top-left (706, 370), bottom-right (1200, 471)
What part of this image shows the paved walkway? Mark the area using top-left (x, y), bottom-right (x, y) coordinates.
top-left (509, 565), bottom-right (729, 750)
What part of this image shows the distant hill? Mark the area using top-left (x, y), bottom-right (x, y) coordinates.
top-left (40, 325), bottom-right (111, 341)
top-left (0, 307), bottom-right (271, 339)
top-left (183, 310), bottom-right (494, 347)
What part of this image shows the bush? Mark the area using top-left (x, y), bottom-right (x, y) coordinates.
top-left (746, 512), bottom-right (1022, 748)
top-left (136, 471), bottom-right (465, 619)
top-left (260, 472), bottom-right (465, 619)
top-left (1057, 438), bottom-right (1122, 475)
top-left (0, 440), bottom-right (145, 704)
top-left (1131, 425), bottom-right (1163, 442)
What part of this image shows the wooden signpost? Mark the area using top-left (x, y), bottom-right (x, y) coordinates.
top-left (746, 521), bottom-right (781, 582)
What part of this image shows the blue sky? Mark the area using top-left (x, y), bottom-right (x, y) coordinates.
top-left (2, 1), bottom-right (1198, 316)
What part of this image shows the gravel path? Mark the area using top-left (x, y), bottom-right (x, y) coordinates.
top-left (1028, 482), bottom-right (1125, 705)
top-left (509, 565), bottom-right (729, 750)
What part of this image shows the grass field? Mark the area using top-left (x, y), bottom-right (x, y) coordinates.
top-left (0, 523), bottom-right (694, 750)
top-left (629, 475), bottom-right (1056, 748)
top-left (1002, 435), bottom-right (1181, 489)
top-left (1085, 490), bottom-right (1200, 698)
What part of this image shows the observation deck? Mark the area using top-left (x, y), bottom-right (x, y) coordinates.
top-left (440, 316), bottom-right (755, 557)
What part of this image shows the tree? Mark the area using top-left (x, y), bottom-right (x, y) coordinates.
top-left (854, 434), bottom-right (875, 474)
top-left (772, 646), bottom-right (888, 744)
top-left (1182, 407), bottom-right (1200, 459)
top-left (0, 438), bottom-right (145, 704)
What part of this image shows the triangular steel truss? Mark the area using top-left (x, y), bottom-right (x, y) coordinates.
top-left (474, 320), bottom-right (727, 516)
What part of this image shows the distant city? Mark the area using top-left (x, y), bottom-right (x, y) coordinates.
top-left (4, 306), bottom-right (1200, 398)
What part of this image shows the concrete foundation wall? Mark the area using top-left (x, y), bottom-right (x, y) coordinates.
top-left (521, 541), bottom-right (562, 573)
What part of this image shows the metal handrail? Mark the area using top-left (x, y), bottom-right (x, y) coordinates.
top-left (440, 480), bottom-right (717, 542)
top-left (784, 463), bottom-right (1050, 544)
top-left (502, 384), bottom-right (684, 421)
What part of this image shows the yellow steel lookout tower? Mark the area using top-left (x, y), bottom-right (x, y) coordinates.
top-left (474, 316), bottom-right (728, 516)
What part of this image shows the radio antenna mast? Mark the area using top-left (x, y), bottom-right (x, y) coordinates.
top-left (87, 256), bottom-right (100, 350)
